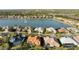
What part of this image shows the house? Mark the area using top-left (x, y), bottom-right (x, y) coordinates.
top-left (22, 27), bottom-right (28, 32)
top-left (59, 36), bottom-right (78, 46)
top-left (2, 26), bottom-right (9, 36)
top-left (58, 28), bottom-right (69, 33)
top-left (73, 35), bottom-right (79, 45)
top-left (34, 27), bottom-right (43, 34)
top-left (42, 15), bottom-right (46, 18)
top-left (9, 34), bottom-right (26, 46)
top-left (16, 27), bottom-right (21, 31)
top-left (67, 27), bottom-right (79, 33)
top-left (14, 27), bottom-right (21, 35)
top-left (46, 27), bottom-right (56, 33)
top-left (2, 26), bottom-right (9, 30)
top-left (43, 36), bottom-right (60, 47)
top-left (27, 35), bottom-right (40, 46)
top-left (8, 15), bottom-right (14, 19)
top-left (27, 27), bottom-right (32, 34)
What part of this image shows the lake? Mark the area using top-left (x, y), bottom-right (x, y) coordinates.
top-left (0, 19), bottom-right (70, 29)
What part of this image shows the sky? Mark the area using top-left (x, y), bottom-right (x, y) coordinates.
top-left (0, 0), bottom-right (78, 9)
